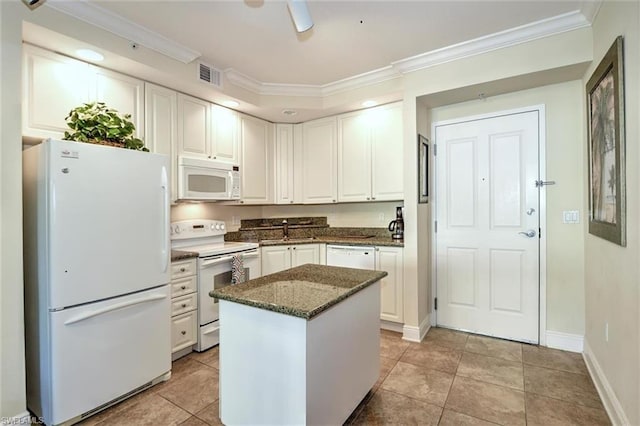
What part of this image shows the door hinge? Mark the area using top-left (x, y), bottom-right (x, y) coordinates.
top-left (434, 220), bottom-right (438, 233)
top-left (535, 180), bottom-right (556, 188)
top-left (539, 227), bottom-right (542, 238)
top-left (434, 297), bottom-right (438, 310)
top-left (433, 144), bottom-right (437, 156)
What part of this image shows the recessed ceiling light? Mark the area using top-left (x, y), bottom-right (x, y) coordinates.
top-left (362, 100), bottom-right (377, 108)
top-left (222, 100), bottom-right (240, 108)
top-left (282, 109), bottom-right (298, 116)
top-left (76, 49), bottom-right (104, 62)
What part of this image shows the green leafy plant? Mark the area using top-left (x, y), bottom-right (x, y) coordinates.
top-left (63, 102), bottom-right (148, 152)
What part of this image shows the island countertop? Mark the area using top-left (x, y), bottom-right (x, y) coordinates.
top-left (209, 264), bottom-right (387, 320)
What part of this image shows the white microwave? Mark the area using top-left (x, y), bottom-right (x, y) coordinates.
top-left (177, 156), bottom-right (241, 201)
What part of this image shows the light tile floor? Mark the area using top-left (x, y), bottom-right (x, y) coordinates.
top-left (79, 328), bottom-right (610, 425)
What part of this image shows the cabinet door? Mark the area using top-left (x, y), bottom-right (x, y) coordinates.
top-left (376, 246), bottom-right (404, 323)
top-left (240, 114), bottom-right (274, 204)
top-left (145, 83), bottom-right (178, 202)
top-left (301, 117), bottom-right (338, 204)
top-left (177, 94), bottom-right (210, 159)
top-left (275, 123), bottom-right (295, 204)
top-left (291, 244), bottom-right (320, 267)
top-left (337, 110), bottom-right (372, 202)
top-left (92, 67), bottom-right (145, 139)
top-left (22, 45), bottom-right (90, 140)
top-left (211, 104), bottom-right (239, 164)
top-left (371, 102), bottom-right (404, 201)
top-left (261, 246), bottom-right (292, 275)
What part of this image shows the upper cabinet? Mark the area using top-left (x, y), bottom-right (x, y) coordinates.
top-left (337, 102), bottom-right (404, 202)
top-left (211, 104), bottom-right (240, 164)
top-left (239, 114), bottom-right (274, 204)
top-left (23, 45), bottom-right (90, 140)
top-left (145, 83), bottom-right (177, 203)
top-left (177, 93), bottom-right (210, 159)
top-left (301, 117), bottom-right (338, 204)
top-left (176, 94), bottom-right (240, 165)
top-left (23, 45), bottom-right (145, 142)
top-left (92, 67), bottom-right (145, 139)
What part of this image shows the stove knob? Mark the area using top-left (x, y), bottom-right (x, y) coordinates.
top-left (174, 226), bottom-right (181, 234)
top-left (220, 223), bottom-right (225, 230)
top-left (210, 224), bottom-right (216, 231)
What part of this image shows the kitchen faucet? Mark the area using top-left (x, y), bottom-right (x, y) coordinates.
top-left (282, 219), bottom-right (289, 240)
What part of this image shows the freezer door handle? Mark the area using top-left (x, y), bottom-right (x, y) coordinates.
top-left (63, 294), bottom-right (168, 325)
top-left (203, 326), bottom-right (220, 335)
top-left (161, 166), bottom-right (170, 273)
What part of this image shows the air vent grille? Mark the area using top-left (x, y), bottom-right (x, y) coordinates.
top-left (198, 62), bottom-right (222, 88)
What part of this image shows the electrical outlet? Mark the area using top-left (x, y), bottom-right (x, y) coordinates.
top-left (605, 322), bottom-right (609, 342)
top-left (562, 210), bottom-right (580, 224)
top-left (378, 213), bottom-right (385, 223)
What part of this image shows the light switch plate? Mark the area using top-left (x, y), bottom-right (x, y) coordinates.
top-left (562, 210), bottom-right (580, 224)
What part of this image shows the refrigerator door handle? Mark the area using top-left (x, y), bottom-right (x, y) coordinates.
top-left (161, 166), bottom-right (170, 273)
top-left (64, 294), bottom-right (167, 325)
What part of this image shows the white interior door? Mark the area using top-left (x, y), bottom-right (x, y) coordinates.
top-left (435, 110), bottom-right (540, 343)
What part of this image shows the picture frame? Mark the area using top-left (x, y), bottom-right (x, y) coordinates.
top-left (418, 134), bottom-right (429, 204)
top-left (586, 36), bottom-right (626, 246)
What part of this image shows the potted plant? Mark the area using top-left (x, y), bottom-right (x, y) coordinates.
top-left (63, 102), bottom-right (148, 151)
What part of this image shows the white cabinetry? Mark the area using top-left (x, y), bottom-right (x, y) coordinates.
top-left (375, 246), bottom-right (404, 323)
top-left (92, 67), bottom-right (145, 139)
top-left (275, 123), bottom-right (296, 204)
top-left (211, 104), bottom-right (240, 164)
top-left (144, 83), bottom-right (177, 202)
top-left (338, 102), bottom-right (403, 202)
top-left (261, 244), bottom-right (321, 275)
top-left (22, 44), bottom-right (90, 140)
top-left (177, 93), bottom-right (210, 159)
top-left (301, 117), bottom-right (338, 204)
top-left (170, 258), bottom-right (198, 359)
top-left (240, 114), bottom-right (274, 204)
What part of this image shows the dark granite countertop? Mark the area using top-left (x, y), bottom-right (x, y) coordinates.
top-left (235, 236), bottom-right (404, 248)
top-left (210, 264), bottom-right (387, 320)
top-left (171, 249), bottom-right (199, 262)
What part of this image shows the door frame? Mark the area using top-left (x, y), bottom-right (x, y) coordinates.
top-left (430, 105), bottom-right (547, 345)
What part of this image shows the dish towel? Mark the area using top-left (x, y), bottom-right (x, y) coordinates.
top-left (231, 254), bottom-right (246, 285)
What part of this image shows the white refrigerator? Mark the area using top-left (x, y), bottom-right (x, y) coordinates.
top-left (23, 139), bottom-right (172, 425)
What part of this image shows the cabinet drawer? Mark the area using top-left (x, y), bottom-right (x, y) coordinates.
top-left (171, 259), bottom-right (197, 280)
top-left (171, 311), bottom-right (197, 353)
top-left (171, 293), bottom-right (197, 316)
top-left (171, 276), bottom-right (197, 298)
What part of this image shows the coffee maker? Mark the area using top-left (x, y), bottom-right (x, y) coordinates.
top-left (388, 206), bottom-right (404, 240)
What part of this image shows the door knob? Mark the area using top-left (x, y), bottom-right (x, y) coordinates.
top-left (518, 230), bottom-right (537, 238)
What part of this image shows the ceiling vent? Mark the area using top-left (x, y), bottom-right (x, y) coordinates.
top-left (198, 62), bottom-right (222, 88)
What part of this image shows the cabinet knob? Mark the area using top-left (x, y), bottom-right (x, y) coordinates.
top-left (213, 156), bottom-right (217, 159)
top-left (208, 155), bottom-right (211, 159)
top-left (287, 247), bottom-right (291, 250)
top-left (181, 303), bottom-right (187, 308)
top-left (366, 197), bottom-right (370, 200)
top-left (332, 199), bottom-right (336, 203)
top-left (181, 330), bottom-right (186, 335)
top-left (372, 197), bottom-right (376, 200)
top-left (290, 201), bottom-right (293, 204)
top-left (240, 200), bottom-right (244, 204)
top-left (180, 267), bottom-right (186, 272)
top-left (293, 247), bottom-right (296, 250)
top-left (180, 285), bottom-right (186, 290)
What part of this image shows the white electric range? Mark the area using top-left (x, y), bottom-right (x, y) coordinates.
top-left (171, 219), bottom-right (260, 351)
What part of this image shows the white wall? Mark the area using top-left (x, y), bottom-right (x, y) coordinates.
top-left (429, 81), bottom-right (586, 336)
top-left (583, 2), bottom-right (640, 425)
top-left (0, 2), bottom-right (27, 420)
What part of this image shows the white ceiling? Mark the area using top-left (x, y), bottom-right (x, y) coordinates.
top-left (89, 0), bottom-right (585, 86)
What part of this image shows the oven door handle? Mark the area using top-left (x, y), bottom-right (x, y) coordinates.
top-left (241, 250), bottom-right (259, 258)
top-left (201, 255), bottom-right (234, 267)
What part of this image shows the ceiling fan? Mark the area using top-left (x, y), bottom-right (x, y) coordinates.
top-left (287, 0), bottom-right (314, 33)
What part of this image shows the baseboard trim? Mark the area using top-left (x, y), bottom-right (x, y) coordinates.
top-left (583, 339), bottom-right (630, 426)
top-left (402, 315), bottom-right (431, 342)
top-left (380, 320), bottom-right (404, 333)
top-left (545, 330), bottom-right (584, 353)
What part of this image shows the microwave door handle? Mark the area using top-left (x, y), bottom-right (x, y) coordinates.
top-left (228, 171), bottom-right (233, 198)
top-left (201, 255), bottom-right (235, 267)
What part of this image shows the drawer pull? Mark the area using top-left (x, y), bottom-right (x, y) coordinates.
top-left (181, 303), bottom-right (187, 308)
top-left (180, 285), bottom-right (186, 290)
top-left (181, 330), bottom-right (186, 335)
top-left (180, 267), bottom-right (186, 272)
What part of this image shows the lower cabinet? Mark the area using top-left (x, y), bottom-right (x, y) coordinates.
top-left (375, 246), bottom-right (404, 323)
top-left (261, 244), bottom-right (321, 275)
top-left (170, 258), bottom-right (198, 358)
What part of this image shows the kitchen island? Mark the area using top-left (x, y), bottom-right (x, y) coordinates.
top-left (210, 264), bottom-right (387, 425)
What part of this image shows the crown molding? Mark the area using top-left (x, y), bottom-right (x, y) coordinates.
top-left (580, 1), bottom-right (603, 24)
top-left (391, 10), bottom-right (591, 74)
top-left (45, 0), bottom-right (201, 64)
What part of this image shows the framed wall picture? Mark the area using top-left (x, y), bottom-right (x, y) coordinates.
top-left (586, 36), bottom-right (626, 246)
top-left (418, 134), bottom-right (429, 204)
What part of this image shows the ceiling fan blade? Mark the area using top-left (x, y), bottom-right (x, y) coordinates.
top-left (287, 0), bottom-right (314, 33)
